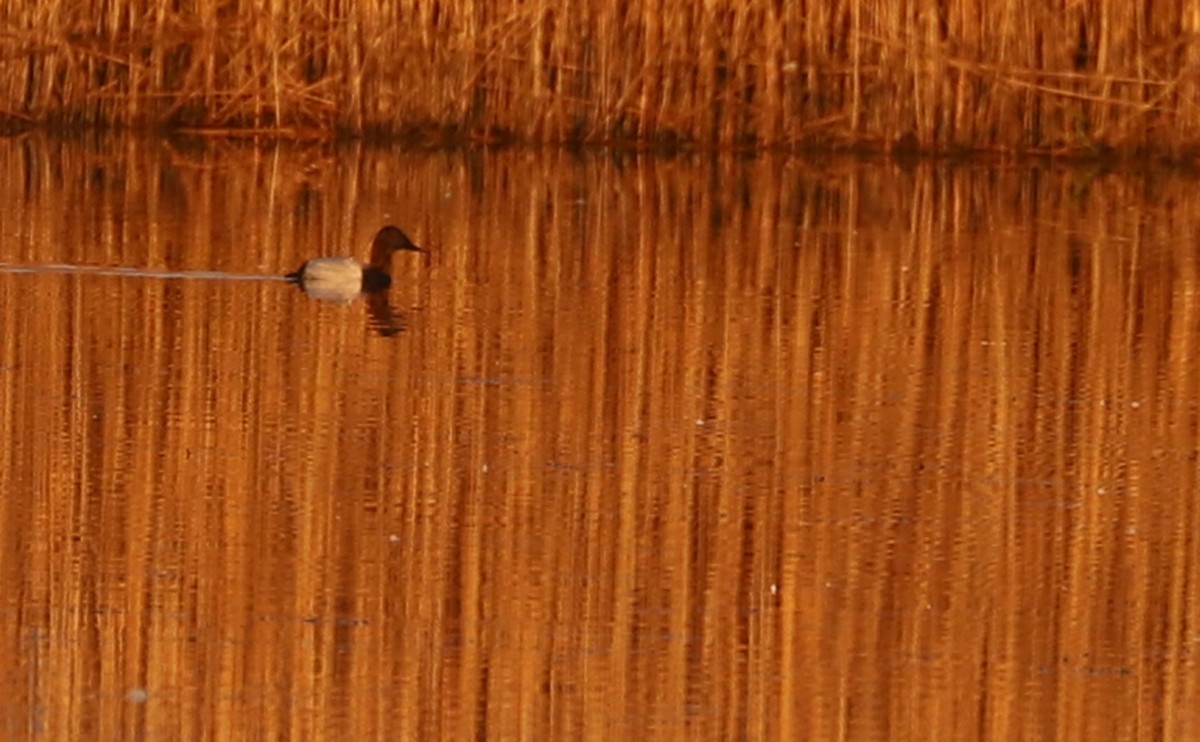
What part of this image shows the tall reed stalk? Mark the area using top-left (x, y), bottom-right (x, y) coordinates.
top-left (0, 0), bottom-right (1197, 152)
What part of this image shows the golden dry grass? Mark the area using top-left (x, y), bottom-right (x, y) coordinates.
top-left (1, 0), bottom-right (1200, 152)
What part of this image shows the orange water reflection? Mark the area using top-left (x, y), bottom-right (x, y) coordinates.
top-left (0, 139), bottom-right (1197, 739)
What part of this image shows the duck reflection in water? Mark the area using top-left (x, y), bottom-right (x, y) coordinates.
top-left (285, 225), bottom-right (425, 337)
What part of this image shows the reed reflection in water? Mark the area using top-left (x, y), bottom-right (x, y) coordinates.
top-left (0, 139), bottom-right (1197, 739)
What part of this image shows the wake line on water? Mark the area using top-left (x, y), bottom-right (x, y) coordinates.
top-left (0, 262), bottom-right (290, 282)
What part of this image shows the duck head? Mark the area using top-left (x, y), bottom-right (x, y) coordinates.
top-left (370, 225), bottom-right (424, 258)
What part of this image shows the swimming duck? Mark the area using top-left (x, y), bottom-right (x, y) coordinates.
top-left (285, 225), bottom-right (424, 303)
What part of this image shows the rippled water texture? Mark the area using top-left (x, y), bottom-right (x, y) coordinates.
top-left (0, 138), bottom-right (1197, 739)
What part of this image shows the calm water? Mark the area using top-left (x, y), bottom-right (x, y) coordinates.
top-left (0, 138), bottom-right (1198, 740)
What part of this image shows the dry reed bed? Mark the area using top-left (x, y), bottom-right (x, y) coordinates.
top-left (3, 1), bottom-right (1200, 151)
top-left (0, 140), bottom-right (1199, 737)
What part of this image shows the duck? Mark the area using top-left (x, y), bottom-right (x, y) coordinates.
top-left (285, 225), bottom-right (425, 303)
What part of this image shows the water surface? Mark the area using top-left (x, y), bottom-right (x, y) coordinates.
top-left (0, 138), bottom-right (1197, 740)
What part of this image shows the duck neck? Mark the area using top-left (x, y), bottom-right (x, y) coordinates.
top-left (369, 238), bottom-right (395, 268)
top-left (362, 266), bottom-right (392, 293)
